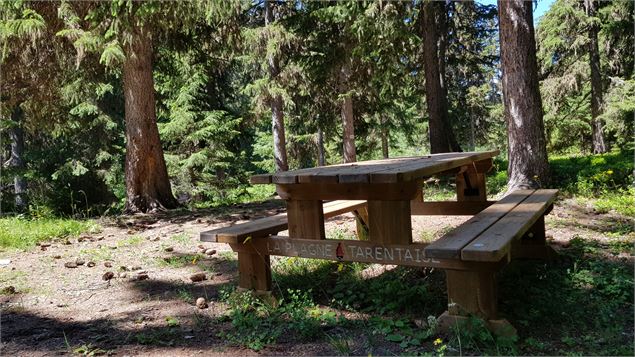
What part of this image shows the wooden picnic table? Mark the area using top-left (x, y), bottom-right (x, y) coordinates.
top-left (202, 149), bottom-right (558, 335)
top-left (251, 150), bottom-right (499, 245)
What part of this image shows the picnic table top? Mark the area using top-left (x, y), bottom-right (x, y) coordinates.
top-left (251, 150), bottom-right (499, 185)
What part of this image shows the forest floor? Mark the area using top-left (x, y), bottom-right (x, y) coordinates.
top-left (1, 196), bottom-right (633, 356)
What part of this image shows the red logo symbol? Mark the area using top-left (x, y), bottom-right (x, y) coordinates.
top-left (336, 243), bottom-right (344, 260)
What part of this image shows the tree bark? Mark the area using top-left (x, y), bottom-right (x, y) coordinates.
top-left (317, 127), bottom-right (325, 166)
top-left (265, 0), bottom-right (289, 172)
top-left (122, 23), bottom-right (177, 213)
top-left (498, 0), bottom-right (550, 189)
top-left (381, 115), bottom-right (389, 159)
top-left (340, 61), bottom-right (356, 163)
top-left (421, 1), bottom-right (460, 154)
top-left (585, 0), bottom-right (607, 154)
top-left (8, 105), bottom-right (27, 212)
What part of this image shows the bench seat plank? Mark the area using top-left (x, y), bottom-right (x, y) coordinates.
top-left (460, 189), bottom-right (558, 262)
top-left (423, 190), bottom-right (535, 259)
top-left (200, 200), bottom-right (366, 243)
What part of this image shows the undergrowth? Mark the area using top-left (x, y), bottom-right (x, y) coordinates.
top-left (0, 217), bottom-right (98, 250)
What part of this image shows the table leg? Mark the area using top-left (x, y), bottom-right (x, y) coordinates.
top-left (367, 200), bottom-right (412, 244)
top-left (287, 200), bottom-right (325, 240)
top-left (456, 168), bottom-right (486, 201)
top-left (353, 206), bottom-right (369, 241)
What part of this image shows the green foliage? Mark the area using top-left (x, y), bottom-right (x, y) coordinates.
top-left (0, 217), bottom-right (98, 250)
top-left (219, 287), bottom-right (339, 350)
top-left (549, 149), bottom-right (634, 195)
top-left (537, 0), bottom-right (634, 153)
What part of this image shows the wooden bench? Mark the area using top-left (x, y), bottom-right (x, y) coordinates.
top-left (200, 199), bottom-right (368, 291)
top-left (424, 188), bottom-right (558, 333)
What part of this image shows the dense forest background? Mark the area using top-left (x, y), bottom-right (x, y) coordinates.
top-left (1, 0), bottom-right (633, 215)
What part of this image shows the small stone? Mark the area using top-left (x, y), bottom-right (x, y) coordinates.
top-left (63, 239), bottom-right (71, 245)
top-left (119, 266), bottom-right (129, 272)
top-left (196, 218), bottom-right (203, 223)
top-left (53, 255), bottom-right (61, 259)
top-left (137, 272), bottom-right (149, 281)
top-left (215, 272), bottom-right (222, 276)
top-left (205, 249), bottom-right (216, 256)
top-left (87, 261), bottom-right (96, 268)
top-left (64, 262), bottom-right (78, 268)
top-left (102, 271), bottom-right (115, 281)
top-left (189, 272), bottom-right (206, 282)
top-left (164, 246), bottom-right (174, 252)
top-left (104, 262), bottom-right (113, 268)
top-left (131, 266), bottom-right (142, 271)
top-left (77, 236), bottom-right (85, 243)
top-left (108, 246), bottom-right (117, 250)
top-left (75, 258), bottom-right (85, 266)
top-left (197, 245), bottom-right (205, 250)
top-left (97, 236), bottom-right (104, 241)
top-left (40, 242), bottom-right (51, 248)
top-left (119, 272), bottom-right (127, 279)
top-left (196, 297), bottom-right (208, 309)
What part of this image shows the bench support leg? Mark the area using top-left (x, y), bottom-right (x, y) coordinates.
top-left (439, 270), bottom-right (516, 336)
top-left (512, 215), bottom-right (558, 261)
top-left (236, 251), bottom-right (271, 293)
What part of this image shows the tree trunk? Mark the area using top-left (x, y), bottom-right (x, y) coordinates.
top-left (8, 105), bottom-right (27, 212)
top-left (498, 0), bottom-right (550, 189)
top-left (122, 24), bottom-right (177, 213)
top-left (266, 0), bottom-right (289, 172)
top-left (317, 127), bottom-right (325, 166)
top-left (381, 115), bottom-right (389, 159)
top-left (421, 1), bottom-right (460, 153)
top-left (340, 61), bottom-right (356, 163)
top-left (586, 0), bottom-right (607, 154)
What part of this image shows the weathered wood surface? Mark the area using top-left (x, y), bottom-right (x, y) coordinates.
top-left (410, 200), bottom-right (495, 215)
top-left (461, 189), bottom-right (558, 262)
top-left (250, 151), bottom-right (499, 184)
top-left (276, 182), bottom-right (419, 201)
top-left (200, 199), bottom-right (366, 243)
top-left (424, 190), bottom-right (535, 259)
top-left (230, 236), bottom-right (505, 271)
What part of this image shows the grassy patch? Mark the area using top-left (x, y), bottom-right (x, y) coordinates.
top-left (117, 235), bottom-right (144, 247)
top-left (592, 187), bottom-right (635, 216)
top-left (550, 149), bottom-right (634, 196)
top-left (170, 233), bottom-right (191, 244)
top-left (79, 246), bottom-right (114, 262)
top-left (0, 217), bottom-right (98, 250)
top-left (219, 287), bottom-right (340, 351)
top-left (157, 254), bottom-right (206, 268)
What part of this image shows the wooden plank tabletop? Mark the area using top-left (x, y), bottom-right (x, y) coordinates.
top-left (250, 150), bottom-right (499, 185)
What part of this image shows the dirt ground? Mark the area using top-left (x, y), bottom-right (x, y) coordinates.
top-left (0, 198), bottom-right (631, 356)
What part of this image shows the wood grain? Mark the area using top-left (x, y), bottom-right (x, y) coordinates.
top-left (460, 189), bottom-right (558, 262)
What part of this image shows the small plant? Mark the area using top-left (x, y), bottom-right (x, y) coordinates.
top-left (170, 233), bottom-right (191, 244)
top-left (177, 288), bottom-right (194, 303)
top-left (117, 235), bottom-right (143, 247)
top-left (165, 316), bottom-right (180, 327)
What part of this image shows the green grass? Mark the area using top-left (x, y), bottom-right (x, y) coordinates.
top-left (117, 235), bottom-right (144, 247)
top-left (0, 217), bottom-right (99, 250)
